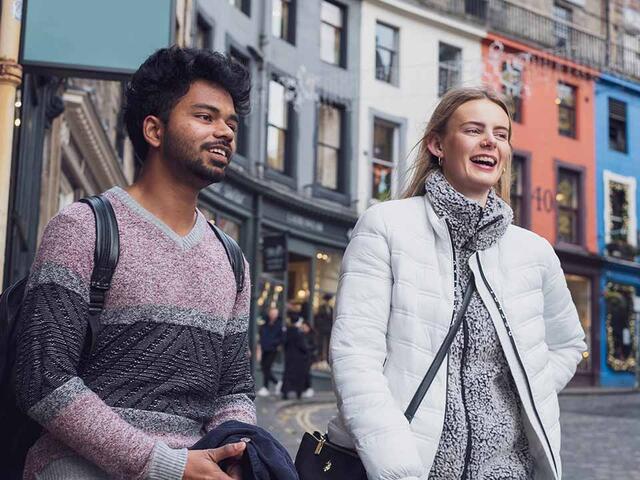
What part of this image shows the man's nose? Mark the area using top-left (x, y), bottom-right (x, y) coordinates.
top-left (214, 120), bottom-right (235, 142)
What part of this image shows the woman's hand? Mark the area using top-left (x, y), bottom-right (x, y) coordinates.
top-left (182, 442), bottom-right (246, 480)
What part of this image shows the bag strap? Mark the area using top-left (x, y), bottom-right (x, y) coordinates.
top-left (79, 195), bottom-right (120, 355)
top-left (404, 277), bottom-right (476, 422)
top-left (208, 222), bottom-right (245, 294)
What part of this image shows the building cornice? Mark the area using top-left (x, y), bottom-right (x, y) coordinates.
top-left (62, 88), bottom-right (128, 190)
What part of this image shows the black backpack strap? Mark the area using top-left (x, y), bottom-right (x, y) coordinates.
top-left (404, 277), bottom-right (476, 422)
top-left (79, 195), bottom-right (119, 355)
top-left (208, 222), bottom-right (245, 294)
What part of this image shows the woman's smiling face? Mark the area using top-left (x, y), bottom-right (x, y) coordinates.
top-left (428, 98), bottom-right (511, 205)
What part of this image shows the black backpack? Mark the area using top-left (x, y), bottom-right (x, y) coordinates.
top-left (0, 194), bottom-right (245, 477)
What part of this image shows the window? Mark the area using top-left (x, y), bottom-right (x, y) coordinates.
top-left (272, 0), bottom-right (295, 44)
top-left (194, 15), bottom-right (212, 50)
top-left (371, 119), bottom-right (397, 202)
top-left (604, 172), bottom-right (637, 259)
top-left (267, 78), bottom-right (291, 173)
top-left (502, 62), bottom-right (523, 123)
top-left (556, 168), bottom-right (581, 244)
top-left (609, 98), bottom-right (627, 152)
top-left (438, 43), bottom-right (462, 96)
top-left (228, 0), bottom-right (250, 16)
top-left (320, 1), bottom-right (345, 67)
top-left (553, 3), bottom-right (572, 50)
top-left (316, 102), bottom-right (343, 191)
top-left (566, 274), bottom-right (592, 373)
top-left (510, 154), bottom-right (526, 226)
top-left (604, 282), bottom-right (637, 372)
top-left (229, 48), bottom-right (250, 157)
top-left (557, 82), bottom-right (576, 138)
top-left (375, 22), bottom-right (399, 84)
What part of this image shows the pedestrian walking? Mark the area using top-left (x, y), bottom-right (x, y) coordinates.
top-left (281, 320), bottom-right (316, 400)
top-left (257, 307), bottom-right (285, 397)
top-left (326, 87), bottom-right (586, 479)
top-left (314, 293), bottom-right (334, 365)
top-left (9, 47), bottom-right (259, 480)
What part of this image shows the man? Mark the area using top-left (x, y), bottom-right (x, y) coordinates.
top-left (314, 293), bottom-right (334, 364)
top-left (257, 307), bottom-right (284, 397)
top-left (13, 47), bottom-right (254, 479)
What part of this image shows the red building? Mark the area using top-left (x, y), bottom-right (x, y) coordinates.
top-left (482, 33), bottom-right (600, 386)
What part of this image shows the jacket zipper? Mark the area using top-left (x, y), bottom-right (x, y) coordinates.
top-left (475, 254), bottom-right (559, 478)
top-left (445, 221), bottom-right (473, 478)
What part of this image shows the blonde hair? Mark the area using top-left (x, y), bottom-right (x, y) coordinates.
top-left (402, 87), bottom-right (513, 201)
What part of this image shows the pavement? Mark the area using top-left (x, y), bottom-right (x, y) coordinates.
top-left (256, 388), bottom-right (640, 479)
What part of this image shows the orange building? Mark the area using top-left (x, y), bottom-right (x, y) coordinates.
top-left (482, 34), bottom-right (601, 386)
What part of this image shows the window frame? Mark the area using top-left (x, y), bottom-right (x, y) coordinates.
top-left (553, 3), bottom-right (572, 50)
top-left (438, 42), bottom-right (462, 97)
top-left (370, 117), bottom-right (399, 203)
top-left (510, 151), bottom-right (531, 228)
top-left (375, 21), bottom-right (399, 85)
top-left (194, 13), bottom-right (213, 50)
top-left (555, 161), bottom-right (585, 247)
top-left (272, 0), bottom-right (296, 44)
top-left (314, 100), bottom-right (345, 192)
top-left (266, 75), bottom-right (295, 181)
top-left (603, 170), bottom-right (637, 249)
top-left (557, 82), bottom-right (577, 138)
top-left (501, 61), bottom-right (524, 123)
top-left (608, 97), bottom-right (627, 153)
top-left (320, 0), bottom-right (347, 68)
top-left (227, 44), bottom-right (251, 164)
top-left (228, 0), bottom-right (251, 16)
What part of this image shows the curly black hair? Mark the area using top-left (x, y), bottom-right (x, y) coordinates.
top-left (124, 46), bottom-right (251, 162)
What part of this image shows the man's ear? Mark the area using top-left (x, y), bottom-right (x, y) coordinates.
top-left (142, 115), bottom-right (164, 150)
top-left (426, 134), bottom-right (444, 159)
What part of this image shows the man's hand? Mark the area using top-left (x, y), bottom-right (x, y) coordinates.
top-left (183, 442), bottom-right (246, 480)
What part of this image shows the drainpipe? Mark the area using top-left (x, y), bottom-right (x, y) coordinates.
top-left (604, 0), bottom-right (610, 68)
top-left (0, 0), bottom-right (23, 290)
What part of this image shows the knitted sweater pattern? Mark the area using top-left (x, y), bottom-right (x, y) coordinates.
top-left (13, 187), bottom-right (255, 480)
top-left (425, 171), bottom-right (534, 479)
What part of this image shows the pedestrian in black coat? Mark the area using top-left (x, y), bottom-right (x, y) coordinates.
top-left (281, 321), bottom-right (316, 399)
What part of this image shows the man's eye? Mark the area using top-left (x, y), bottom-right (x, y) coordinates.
top-left (228, 124), bottom-right (238, 133)
top-left (466, 128), bottom-right (480, 134)
top-left (197, 114), bottom-right (212, 121)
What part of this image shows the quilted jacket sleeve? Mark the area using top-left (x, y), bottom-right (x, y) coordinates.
top-left (329, 205), bottom-right (424, 480)
top-left (541, 240), bottom-right (587, 392)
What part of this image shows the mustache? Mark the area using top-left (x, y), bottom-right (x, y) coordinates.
top-left (201, 141), bottom-right (232, 152)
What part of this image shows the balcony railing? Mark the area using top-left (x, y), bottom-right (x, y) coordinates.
top-left (418, 0), bottom-right (640, 80)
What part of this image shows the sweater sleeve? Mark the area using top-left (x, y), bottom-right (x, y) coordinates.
top-left (206, 258), bottom-right (256, 431)
top-left (13, 204), bottom-right (187, 480)
top-left (330, 205), bottom-right (425, 480)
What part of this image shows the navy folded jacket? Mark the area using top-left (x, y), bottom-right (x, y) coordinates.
top-left (190, 420), bottom-right (299, 480)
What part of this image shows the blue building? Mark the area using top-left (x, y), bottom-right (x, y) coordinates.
top-left (595, 73), bottom-right (640, 388)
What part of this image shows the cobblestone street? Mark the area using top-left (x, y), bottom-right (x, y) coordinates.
top-left (256, 390), bottom-right (640, 479)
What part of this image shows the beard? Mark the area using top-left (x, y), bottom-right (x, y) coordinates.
top-left (163, 128), bottom-right (229, 184)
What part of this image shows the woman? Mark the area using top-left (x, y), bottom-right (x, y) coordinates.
top-left (282, 320), bottom-right (316, 400)
top-left (327, 87), bottom-right (585, 480)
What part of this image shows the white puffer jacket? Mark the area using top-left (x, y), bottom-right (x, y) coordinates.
top-left (328, 195), bottom-right (586, 480)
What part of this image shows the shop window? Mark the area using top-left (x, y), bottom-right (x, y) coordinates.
top-left (287, 253), bottom-right (312, 324)
top-left (609, 98), bottom-right (627, 153)
top-left (375, 22), bottom-right (399, 85)
top-left (272, 0), bottom-right (295, 44)
top-left (501, 61), bottom-right (523, 123)
top-left (604, 173), bottom-right (637, 260)
top-left (199, 206), bottom-right (242, 243)
top-left (313, 250), bottom-right (342, 366)
top-left (371, 118), bottom-right (397, 202)
top-left (556, 168), bottom-right (581, 245)
top-left (604, 282), bottom-right (637, 372)
top-left (510, 154), bottom-right (526, 227)
top-left (557, 82), bottom-right (576, 138)
top-left (566, 274), bottom-right (592, 373)
top-left (320, 1), bottom-right (346, 67)
top-left (438, 42), bottom-right (461, 96)
top-left (267, 78), bottom-right (292, 174)
top-left (316, 102), bottom-right (344, 191)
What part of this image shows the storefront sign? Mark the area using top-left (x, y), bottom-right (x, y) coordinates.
top-left (263, 234), bottom-right (288, 273)
top-left (285, 212), bottom-right (324, 233)
top-left (20, 0), bottom-right (175, 77)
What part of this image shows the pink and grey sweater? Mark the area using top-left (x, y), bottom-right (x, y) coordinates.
top-left (13, 187), bottom-right (256, 479)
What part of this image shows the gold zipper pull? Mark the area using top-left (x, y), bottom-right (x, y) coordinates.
top-left (314, 435), bottom-right (326, 455)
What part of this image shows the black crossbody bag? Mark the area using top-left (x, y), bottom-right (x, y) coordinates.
top-left (295, 279), bottom-right (476, 480)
